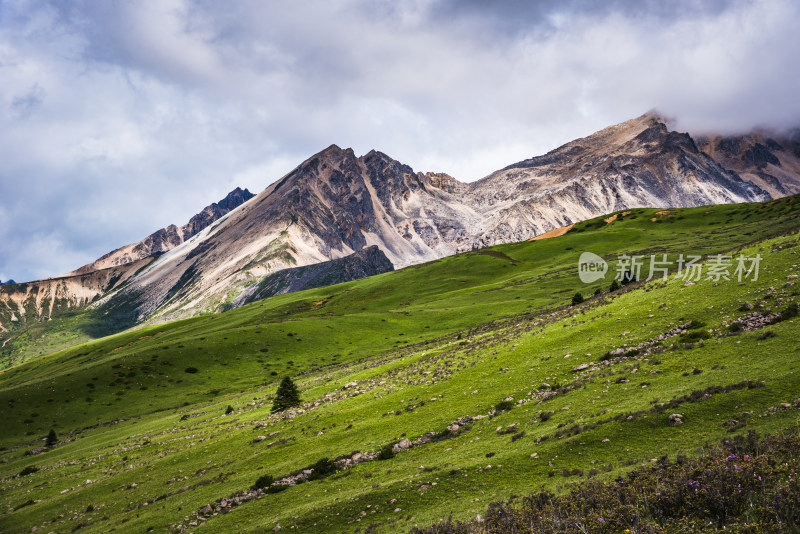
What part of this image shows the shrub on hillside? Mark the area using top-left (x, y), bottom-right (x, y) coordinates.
top-left (679, 330), bottom-right (711, 343)
top-left (620, 269), bottom-right (637, 285)
top-left (539, 411), bottom-right (554, 422)
top-left (377, 444), bottom-right (395, 460)
top-left (571, 292), bottom-right (584, 305)
top-left (772, 302), bottom-right (799, 324)
top-left (494, 400), bottom-right (514, 412)
top-left (252, 474), bottom-right (274, 490)
top-left (18, 465), bottom-right (38, 477)
top-left (307, 457), bottom-right (338, 480)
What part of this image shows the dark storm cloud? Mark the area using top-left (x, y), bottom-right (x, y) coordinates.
top-left (431, 0), bottom-right (737, 25)
top-left (1, 0), bottom-right (799, 283)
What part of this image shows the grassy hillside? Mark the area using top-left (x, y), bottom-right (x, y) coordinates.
top-left (1, 196), bottom-right (799, 533)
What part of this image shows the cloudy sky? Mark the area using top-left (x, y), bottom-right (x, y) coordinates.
top-left (1, 0), bottom-right (799, 283)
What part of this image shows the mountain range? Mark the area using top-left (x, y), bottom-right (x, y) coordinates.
top-left (2, 112), bottom-right (800, 360)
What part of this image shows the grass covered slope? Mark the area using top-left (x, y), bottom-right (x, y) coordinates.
top-left (3, 193), bottom-right (800, 370)
top-left (0, 196), bottom-right (799, 532)
top-left (412, 430), bottom-right (800, 533)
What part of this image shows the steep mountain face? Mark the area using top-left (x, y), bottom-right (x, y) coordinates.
top-left (67, 187), bottom-right (254, 276)
top-left (3, 113), bottom-right (799, 355)
top-left (465, 113), bottom-right (770, 248)
top-left (229, 245), bottom-right (393, 309)
top-left (696, 131), bottom-right (800, 198)
top-left (96, 145), bottom-right (484, 323)
top-left (0, 188), bottom-right (253, 351)
top-left (0, 257), bottom-right (154, 342)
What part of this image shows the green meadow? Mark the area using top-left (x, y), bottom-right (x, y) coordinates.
top-left (1, 196), bottom-right (799, 533)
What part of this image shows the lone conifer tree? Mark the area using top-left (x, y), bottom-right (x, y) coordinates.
top-left (45, 429), bottom-right (57, 448)
top-left (271, 376), bottom-right (301, 413)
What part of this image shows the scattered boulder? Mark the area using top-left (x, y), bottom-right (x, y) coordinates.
top-left (392, 439), bottom-right (412, 453)
top-left (668, 414), bottom-right (684, 426)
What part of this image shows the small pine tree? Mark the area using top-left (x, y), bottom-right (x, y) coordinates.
top-left (271, 376), bottom-right (301, 413)
top-left (609, 278), bottom-right (621, 291)
top-left (571, 292), bottom-right (584, 306)
top-left (594, 287), bottom-right (602, 296)
top-left (45, 429), bottom-right (57, 448)
top-left (225, 405), bottom-right (234, 415)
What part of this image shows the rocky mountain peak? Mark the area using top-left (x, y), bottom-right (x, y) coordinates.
top-left (315, 144), bottom-right (356, 163)
top-left (66, 186), bottom-right (255, 276)
top-left (217, 187), bottom-right (254, 211)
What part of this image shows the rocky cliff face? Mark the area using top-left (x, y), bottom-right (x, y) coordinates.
top-left (0, 257), bottom-right (153, 343)
top-left (464, 113), bottom-right (770, 248)
top-left (3, 113), bottom-right (798, 353)
top-left (229, 245), bottom-right (393, 309)
top-left (67, 187), bottom-right (254, 276)
top-left (696, 131), bottom-right (800, 199)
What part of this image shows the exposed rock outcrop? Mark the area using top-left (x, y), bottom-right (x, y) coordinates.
top-left (66, 187), bottom-right (255, 276)
top-left (696, 130), bottom-right (800, 198)
top-left (465, 113), bottom-right (770, 248)
top-left (228, 245), bottom-right (394, 309)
